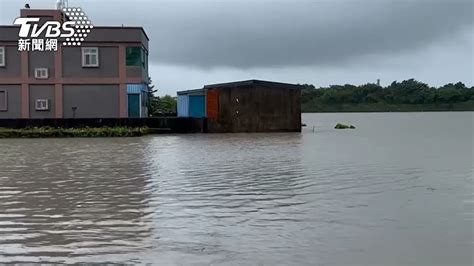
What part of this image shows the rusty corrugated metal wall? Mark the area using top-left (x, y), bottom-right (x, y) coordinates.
top-left (207, 84), bottom-right (301, 133)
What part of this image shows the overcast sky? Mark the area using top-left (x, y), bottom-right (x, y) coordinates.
top-left (1, 0), bottom-right (472, 95)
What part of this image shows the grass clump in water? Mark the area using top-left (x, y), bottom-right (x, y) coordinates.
top-left (334, 123), bottom-right (356, 129)
top-left (0, 127), bottom-right (151, 138)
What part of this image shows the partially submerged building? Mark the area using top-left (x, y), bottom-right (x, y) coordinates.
top-left (0, 7), bottom-right (149, 119)
top-left (0, 6), bottom-right (302, 134)
top-left (177, 80), bottom-right (302, 133)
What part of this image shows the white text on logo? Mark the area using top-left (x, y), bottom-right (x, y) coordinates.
top-left (14, 18), bottom-right (75, 38)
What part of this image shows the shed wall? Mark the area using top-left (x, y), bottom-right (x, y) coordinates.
top-left (177, 95), bottom-right (189, 117)
top-left (189, 95), bottom-right (206, 118)
top-left (207, 85), bottom-right (301, 132)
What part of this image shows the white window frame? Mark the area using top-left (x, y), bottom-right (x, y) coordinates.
top-left (0, 89), bottom-right (7, 111)
top-left (35, 99), bottom-right (49, 111)
top-left (34, 68), bottom-right (49, 79)
top-left (0, 47), bottom-right (5, 67)
top-left (81, 47), bottom-right (99, 67)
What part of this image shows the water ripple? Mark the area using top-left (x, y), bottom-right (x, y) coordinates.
top-left (0, 112), bottom-right (473, 265)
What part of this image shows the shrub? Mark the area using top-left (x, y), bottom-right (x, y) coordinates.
top-left (0, 127), bottom-right (151, 138)
top-left (335, 123), bottom-right (356, 129)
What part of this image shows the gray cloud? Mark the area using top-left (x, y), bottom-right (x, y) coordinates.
top-left (1, 0), bottom-right (472, 91)
top-left (2, 0), bottom-right (471, 69)
top-left (88, 0), bottom-right (473, 68)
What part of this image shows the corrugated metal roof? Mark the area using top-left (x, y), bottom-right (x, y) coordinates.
top-left (176, 80), bottom-right (303, 95)
top-left (204, 80), bottom-right (303, 90)
top-left (177, 88), bottom-right (206, 95)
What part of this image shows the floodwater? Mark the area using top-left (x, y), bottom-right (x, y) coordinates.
top-left (0, 112), bottom-right (472, 265)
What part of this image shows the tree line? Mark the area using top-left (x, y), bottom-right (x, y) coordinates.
top-left (302, 79), bottom-right (474, 112)
top-left (147, 79), bottom-right (474, 115)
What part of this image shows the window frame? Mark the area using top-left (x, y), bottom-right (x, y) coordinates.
top-left (35, 99), bottom-right (49, 111)
top-left (0, 47), bottom-right (5, 67)
top-left (81, 47), bottom-right (99, 67)
top-left (0, 89), bottom-right (7, 111)
top-left (142, 48), bottom-right (147, 68)
top-left (34, 68), bottom-right (49, 79)
top-left (126, 46), bottom-right (142, 67)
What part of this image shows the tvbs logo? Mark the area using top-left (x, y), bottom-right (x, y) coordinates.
top-left (14, 18), bottom-right (75, 38)
top-left (13, 7), bottom-right (92, 52)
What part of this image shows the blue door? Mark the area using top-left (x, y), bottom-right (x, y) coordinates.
top-left (128, 94), bottom-right (140, 118)
top-left (189, 95), bottom-right (205, 118)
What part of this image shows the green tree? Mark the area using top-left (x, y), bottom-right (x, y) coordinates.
top-left (147, 77), bottom-right (159, 116)
top-left (146, 78), bottom-right (176, 116)
top-left (300, 79), bottom-right (473, 112)
top-left (156, 95), bottom-right (177, 115)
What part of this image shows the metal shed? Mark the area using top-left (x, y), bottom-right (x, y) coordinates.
top-left (176, 80), bottom-right (302, 133)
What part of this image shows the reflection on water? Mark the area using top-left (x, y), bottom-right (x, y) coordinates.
top-left (0, 112), bottom-right (473, 265)
top-left (0, 139), bottom-right (153, 263)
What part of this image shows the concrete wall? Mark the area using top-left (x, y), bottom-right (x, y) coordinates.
top-left (126, 64), bottom-right (148, 81)
top-left (0, 27), bottom-right (20, 42)
top-left (29, 85), bottom-right (55, 118)
top-left (126, 66), bottom-right (142, 78)
top-left (0, 85), bottom-right (21, 119)
top-left (29, 51), bottom-right (55, 79)
top-left (63, 85), bottom-right (119, 118)
top-left (0, 46), bottom-right (21, 78)
top-left (62, 47), bottom-right (119, 78)
top-left (207, 85), bottom-right (301, 133)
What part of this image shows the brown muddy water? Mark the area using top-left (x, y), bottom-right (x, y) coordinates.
top-left (0, 112), bottom-right (472, 265)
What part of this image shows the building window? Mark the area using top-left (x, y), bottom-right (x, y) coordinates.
top-left (34, 68), bottom-right (49, 79)
top-left (35, 99), bottom-right (49, 111)
top-left (126, 47), bottom-right (142, 66)
top-left (126, 47), bottom-right (148, 69)
top-left (142, 49), bottom-right (147, 68)
top-left (0, 47), bottom-right (5, 67)
top-left (0, 90), bottom-right (7, 111)
top-left (82, 47), bottom-right (99, 67)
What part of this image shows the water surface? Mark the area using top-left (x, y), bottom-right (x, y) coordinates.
top-left (0, 112), bottom-right (472, 265)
